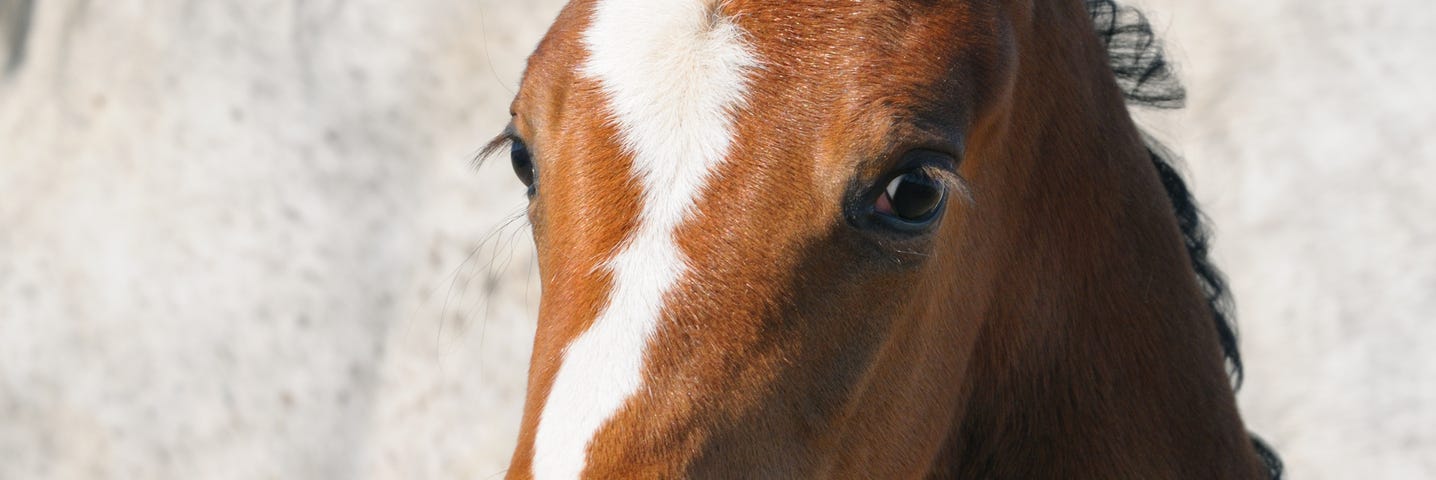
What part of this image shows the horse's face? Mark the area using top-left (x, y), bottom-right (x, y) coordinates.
top-left (503, 0), bottom-right (1013, 477)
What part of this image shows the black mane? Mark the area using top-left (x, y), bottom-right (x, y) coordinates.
top-left (1084, 1), bottom-right (1285, 477)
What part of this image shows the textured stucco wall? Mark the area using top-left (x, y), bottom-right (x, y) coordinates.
top-left (1, 1), bottom-right (1431, 478)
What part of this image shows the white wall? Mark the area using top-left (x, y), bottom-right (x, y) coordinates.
top-left (1135, 0), bottom-right (1436, 477)
top-left (1, 1), bottom-right (1430, 478)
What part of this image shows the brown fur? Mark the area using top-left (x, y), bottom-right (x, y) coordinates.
top-left (502, 0), bottom-right (1268, 478)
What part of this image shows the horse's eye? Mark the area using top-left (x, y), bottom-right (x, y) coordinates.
top-left (511, 139), bottom-right (536, 193)
top-left (876, 171), bottom-right (945, 223)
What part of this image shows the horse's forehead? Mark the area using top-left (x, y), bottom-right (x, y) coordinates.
top-left (521, 0), bottom-right (988, 150)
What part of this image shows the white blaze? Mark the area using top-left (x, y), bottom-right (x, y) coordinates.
top-left (530, 1), bottom-right (758, 478)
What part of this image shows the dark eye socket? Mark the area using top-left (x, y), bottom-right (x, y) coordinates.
top-left (510, 139), bottom-right (536, 194)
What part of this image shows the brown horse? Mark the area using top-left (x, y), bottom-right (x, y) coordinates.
top-left (483, 0), bottom-right (1282, 477)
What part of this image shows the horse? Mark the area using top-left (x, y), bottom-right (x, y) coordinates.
top-left (482, 0), bottom-right (1283, 477)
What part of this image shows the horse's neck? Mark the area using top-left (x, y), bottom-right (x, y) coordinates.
top-left (928, 3), bottom-right (1267, 477)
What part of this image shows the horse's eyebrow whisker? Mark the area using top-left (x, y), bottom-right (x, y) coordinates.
top-left (474, 124), bottom-right (517, 169)
top-left (913, 163), bottom-right (975, 206)
top-left (894, 248), bottom-right (932, 258)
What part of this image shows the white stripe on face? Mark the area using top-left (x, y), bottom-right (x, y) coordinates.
top-left (530, 1), bottom-right (759, 479)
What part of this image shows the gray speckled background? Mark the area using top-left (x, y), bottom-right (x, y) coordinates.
top-left (1, 1), bottom-right (1431, 478)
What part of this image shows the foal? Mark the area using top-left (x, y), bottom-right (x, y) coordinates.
top-left (486, 0), bottom-right (1281, 477)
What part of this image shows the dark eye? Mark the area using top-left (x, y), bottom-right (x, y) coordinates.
top-left (875, 170), bottom-right (945, 224)
top-left (511, 139), bottom-right (536, 193)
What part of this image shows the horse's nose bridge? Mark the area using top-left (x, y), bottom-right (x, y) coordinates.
top-left (521, 0), bottom-right (769, 475)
